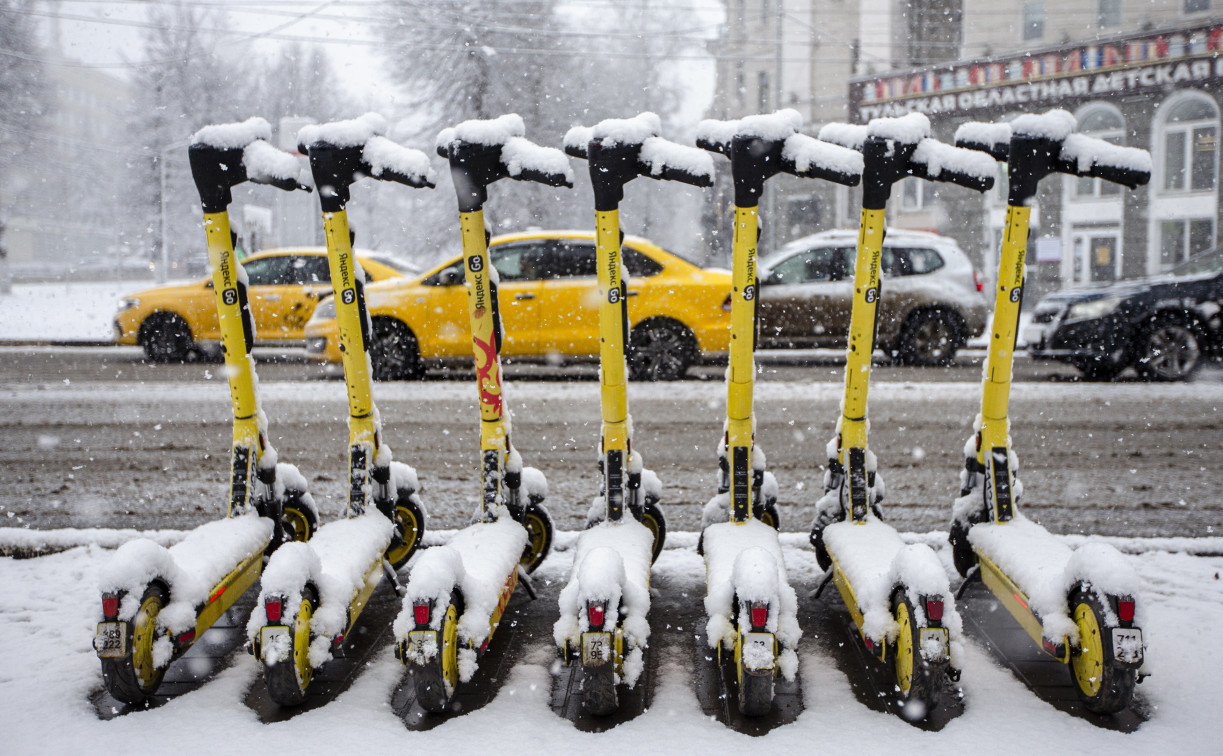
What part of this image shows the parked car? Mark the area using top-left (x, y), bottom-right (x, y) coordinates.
top-left (1026, 246), bottom-right (1223, 381)
top-left (304, 230), bottom-right (733, 380)
top-left (756, 228), bottom-right (988, 364)
top-left (114, 248), bottom-right (415, 361)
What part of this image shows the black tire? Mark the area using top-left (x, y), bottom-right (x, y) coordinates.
top-left (386, 493), bottom-right (425, 570)
top-left (738, 667), bottom-right (774, 717)
top-left (1074, 352), bottom-right (1128, 381)
top-left (139, 313), bottom-right (193, 363)
top-left (628, 319), bottom-right (697, 381)
top-left (896, 308), bottom-right (963, 366)
top-left (1134, 314), bottom-right (1202, 382)
top-left (1069, 587), bottom-right (1137, 714)
top-left (582, 660), bottom-right (619, 716)
top-left (100, 583), bottom-right (169, 705)
top-left (890, 589), bottom-right (942, 719)
top-left (640, 502), bottom-right (667, 564)
top-left (519, 501), bottom-right (554, 573)
top-left (280, 493), bottom-right (317, 546)
top-left (369, 318), bottom-right (423, 381)
top-left (811, 524), bottom-right (831, 571)
top-left (949, 519), bottom-right (977, 578)
top-left (415, 591), bottom-right (462, 714)
top-left (755, 501), bottom-right (780, 530)
top-left (264, 587), bottom-right (317, 707)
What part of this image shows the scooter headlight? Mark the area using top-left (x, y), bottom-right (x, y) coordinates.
top-left (1066, 295), bottom-right (1124, 321)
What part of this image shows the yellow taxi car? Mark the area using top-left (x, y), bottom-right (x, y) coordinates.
top-left (304, 231), bottom-right (733, 380)
top-left (114, 248), bottom-right (414, 361)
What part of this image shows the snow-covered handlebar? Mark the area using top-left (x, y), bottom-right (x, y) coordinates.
top-left (189, 117), bottom-right (311, 213)
top-left (565, 112), bottom-right (715, 190)
top-left (298, 114), bottom-right (435, 213)
top-left (696, 110), bottom-right (863, 190)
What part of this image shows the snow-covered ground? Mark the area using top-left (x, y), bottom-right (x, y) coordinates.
top-left (0, 530), bottom-right (1218, 753)
top-left (0, 281), bottom-right (163, 341)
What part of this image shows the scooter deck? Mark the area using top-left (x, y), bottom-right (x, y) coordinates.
top-left (91, 593), bottom-right (255, 719)
top-left (957, 579), bottom-right (1147, 731)
top-left (244, 579), bottom-right (400, 722)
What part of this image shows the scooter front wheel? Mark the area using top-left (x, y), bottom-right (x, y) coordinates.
top-left (519, 502), bottom-right (553, 573)
top-left (101, 584), bottom-right (169, 705)
top-left (1069, 588), bottom-right (1136, 714)
top-left (641, 502), bottom-right (667, 564)
top-left (415, 592), bottom-right (462, 714)
top-left (890, 589), bottom-right (942, 719)
top-left (264, 588), bottom-right (316, 706)
top-left (386, 494), bottom-right (425, 570)
top-left (948, 519), bottom-right (977, 578)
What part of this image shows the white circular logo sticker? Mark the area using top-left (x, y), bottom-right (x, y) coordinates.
top-left (222, 288), bottom-right (238, 306)
top-left (341, 288), bottom-right (356, 305)
top-left (468, 255), bottom-right (483, 272)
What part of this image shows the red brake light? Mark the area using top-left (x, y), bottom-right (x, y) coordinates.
top-left (177, 630), bottom-right (195, 644)
top-left (721, 294), bottom-right (733, 312)
top-left (750, 604), bottom-right (768, 630)
top-left (925, 599), bottom-right (944, 622)
top-left (102, 594), bottom-right (119, 619)
top-left (413, 602), bottom-right (430, 627)
top-left (265, 598), bottom-right (283, 623)
top-left (973, 269), bottom-right (984, 292)
top-left (1118, 599), bottom-right (1135, 622)
top-left (587, 603), bottom-right (605, 629)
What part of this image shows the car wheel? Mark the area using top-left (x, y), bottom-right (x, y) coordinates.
top-left (139, 313), bottom-right (193, 363)
top-left (1074, 351), bottom-right (1128, 382)
top-left (1135, 314), bottom-right (1202, 382)
top-left (628, 319), bottom-right (696, 381)
top-left (897, 309), bottom-right (963, 366)
top-left (369, 318), bottom-right (423, 381)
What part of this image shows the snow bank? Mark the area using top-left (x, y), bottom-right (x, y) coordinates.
top-left (554, 518), bottom-right (655, 687)
top-left (395, 509), bottom-right (528, 681)
top-left (362, 135), bottom-right (436, 185)
top-left (249, 512), bottom-right (393, 667)
top-left (968, 513), bottom-right (1141, 643)
top-left (297, 113), bottom-right (386, 149)
top-left (98, 515), bottom-right (272, 635)
top-left (701, 519), bottom-right (800, 679)
top-left (191, 117), bottom-right (272, 149)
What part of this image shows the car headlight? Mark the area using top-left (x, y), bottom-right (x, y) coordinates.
top-left (116, 297), bottom-right (140, 312)
top-left (310, 297), bottom-right (336, 323)
top-left (1066, 295), bottom-right (1125, 321)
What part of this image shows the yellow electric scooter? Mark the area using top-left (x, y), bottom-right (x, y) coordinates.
top-left (554, 112), bottom-right (711, 716)
top-left (695, 109), bottom-right (862, 717)
top-left (814, 113), bottom-right (994, 718)
top-left (396, 114), bottom-right (571, 714)
top-left (247, 114), bottom-right (435, 706)
top-left (96, 118), bottom-right (315, 705)
top-left (951, 110), bottom-right (1151, 715)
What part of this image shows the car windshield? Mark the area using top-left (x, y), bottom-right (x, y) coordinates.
top-left (1170, 247), bottom-right (1223, 277)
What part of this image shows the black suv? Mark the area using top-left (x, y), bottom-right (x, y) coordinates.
top-left (1026, 247), bottom-right (1223, 380)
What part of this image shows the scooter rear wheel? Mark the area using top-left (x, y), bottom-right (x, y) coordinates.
top-left (756, 501), bottom-right (780, 530)
top-left (519, 502), bottom-right (553, 573)
top-left (101, 584), bottom-right (169, 705)
top-left (386, 493), bottom-right (425, 570)
top-left (890, 589), bottom-right (942, 719)
top-left (582, 661), bottom-right (619, 716)
top-left (416, 592), bottom-right (462, 714)
top-left (1069, 588), bottom-right (1136, 714)
top-left (264, 588), bottom-right (316, 706)
top-left (641, 502), bottom-right (667, 564)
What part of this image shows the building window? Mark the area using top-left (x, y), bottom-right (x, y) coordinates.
top-left (900, 177), bottom-right (938, 210)
top-left (1160, 97), bottom-right (1218, 193)
top-left (1098, 0), bottom-right (1121, 26)
top-left (757, 70), bottom-right (771, 112)
top-left (1185, 0), bottom-right (1211, 13)
top-left (1023, 1), bottom-right (1044, 40)
top-left (1075, 107), bottom-right (1125, 198)
top-left (1160, 218), bottom-right (1215, 269)
top-left (905, 0), bottom-right (964, 66)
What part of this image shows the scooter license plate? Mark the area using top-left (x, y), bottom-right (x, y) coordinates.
top-left (95, 622), bottom-right (126, 658)
top-left (260, 626), bottom-right (290, 661)
top-left (919, 627), bottom-right (950, 662)
top-left (582, 632), bottom-right (613, 666)
top-left (744, 632), bottom-right (775, 670)
top-left (1111, 627), bottom-right (1143, 665)
top-left (406, 630), bottom-right (436, 659)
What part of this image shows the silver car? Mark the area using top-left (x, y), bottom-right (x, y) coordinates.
top-left (757, 228), bottom-right (988, 364)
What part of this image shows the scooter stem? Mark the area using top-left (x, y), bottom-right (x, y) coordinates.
top-left (595, 207), bottom-right (629, 522)
top-left (727, 203), bottom-right (759, 524)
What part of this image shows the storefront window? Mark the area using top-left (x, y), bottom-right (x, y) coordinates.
top-left (1160, 218), bottom-right (1215, 269)
top-left (1160, 97), bottom-right (1218, 193)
